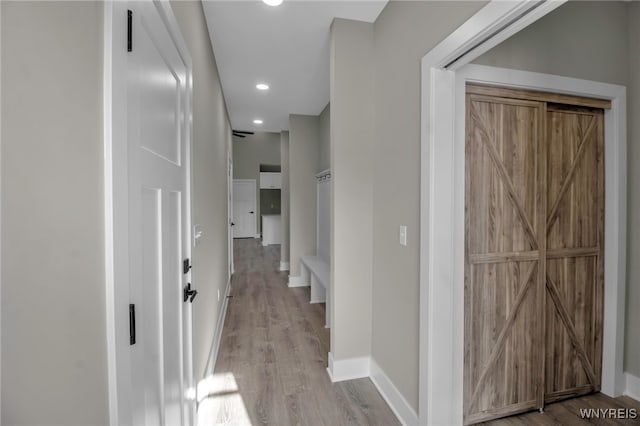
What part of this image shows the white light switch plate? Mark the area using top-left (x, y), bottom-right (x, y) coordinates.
top-left (193, 224), bottom-right (203, 247)
top-left (399, 225), bottom-right (407, 246)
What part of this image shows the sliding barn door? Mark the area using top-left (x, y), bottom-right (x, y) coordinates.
top-left (545, 104), bottom-right (604, 403)
top-left (464, 86), bottom-right (604, 424)
top-left (464, 95), bottom-right (545, 424)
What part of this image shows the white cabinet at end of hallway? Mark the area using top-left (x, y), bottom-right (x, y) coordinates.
top-left (262, 214), bottom-right (281, 246)
top-left (260, 172), bottom-right (281, 189)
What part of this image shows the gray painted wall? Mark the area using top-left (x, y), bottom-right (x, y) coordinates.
top-left (626, 1), bottom-right (640, 378)
top-left (1, 2), bottom-right (109, 424)
top-left (283, 105), bottom-right (326, 274)
top-left (371, 1), bottom-right (485, 410)
top-left (171, 0), bottom-right (233, 379)
top-left (318, 103), bottom-right (331, 172)
top-left (474, 0), bottom-right (638, 377)
top-left (232, 132), bottom-right (281, 234)
top-left (330, 19), bottom-right (375, 361)
top-left (474, 1), bottom-right (627, 86)
top-left (289, 115), bottom-right (319, 276)
top-left (280, 131), bottom-right (290, 266)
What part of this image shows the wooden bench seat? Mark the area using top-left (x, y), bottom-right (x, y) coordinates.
top-left (300, 255), bottom-right (330, 328)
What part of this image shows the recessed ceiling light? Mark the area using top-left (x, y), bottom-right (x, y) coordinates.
top-left (253, 119), bottom-right (263, 124)
top-left (262, 0), bottom-right (283, 6)
top-left (256, 83), bottom-right (269, 91)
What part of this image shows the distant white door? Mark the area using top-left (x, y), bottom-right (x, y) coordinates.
top-left (127, 2), bottom-right (193, 425)
top-left (233, 180), bottom-right (256, 238)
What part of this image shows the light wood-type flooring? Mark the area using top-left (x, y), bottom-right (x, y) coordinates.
top-left (198, 239), bottom-right (639, 425)
top-left (198, 238), bottom-right (400, 425)
top-left (481, 393), bottom-right (640, 425)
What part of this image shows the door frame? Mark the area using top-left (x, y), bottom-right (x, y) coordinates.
top-left (419, 1), bottom-right (627, 424)
top-left (232, 179), bottom-right (257, 239)
top-left (103, 1), bottom-right (194, 424)
top-left (0, 3), bottom-right (3, 419)
top-left (0, 3), bottom-right (3, 420)
top-left (228, 153), bottom-right (234, 276)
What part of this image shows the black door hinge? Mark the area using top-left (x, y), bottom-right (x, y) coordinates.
top-left (183, 258), bottom-right (192, 274)
top-left (129, 303), bottom-right (136, 345)
top-left (127, 10), bottom-right (133, 52)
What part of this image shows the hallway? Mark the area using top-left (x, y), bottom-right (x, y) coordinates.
top-left (198, 239), bottom-right (399, 425)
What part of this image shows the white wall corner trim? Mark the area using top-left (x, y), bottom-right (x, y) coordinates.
top-left (326, 352), bottom-right (370, 383)
top-left (204, 278), bottom-right (232, 378)
top-left (370, 359), bottom-right (419, 426)
top-left (625, 373), bottom-right (640, 401)
top-left (288, 275), bottom-right (308, 288)
top-left (279, 261), bottom-right (290, 271)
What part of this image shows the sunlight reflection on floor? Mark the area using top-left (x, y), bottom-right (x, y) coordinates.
top-left (196, 373), bottom-right (252, 426)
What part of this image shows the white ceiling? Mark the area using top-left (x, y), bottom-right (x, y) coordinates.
top-left (202, 0), bottom-right (388, 133)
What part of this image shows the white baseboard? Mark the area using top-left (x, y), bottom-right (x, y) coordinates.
top-left (204, 279), bottom-right (231, 378)
top-left (323, 354), bottom-right (412, 426)
top-left (288, 275), bottom-right (308, 288)
top-left (261, 240), bottom-right (268, 246)
top-left (326, 352), bottom-right (370, 382)
top-left (625, 372), bottom-right (640, 401)
top-left (370, 359), bottom-right (419, 426)
top-left (279, 261), bottom-right (290, 271)
top-left (254, 233), bottom-right (261, 239)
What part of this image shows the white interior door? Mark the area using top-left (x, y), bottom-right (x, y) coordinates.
top-left (127, 2), bottom-right (193, 425)
top-left (232, 180), bottom-right (256, 238)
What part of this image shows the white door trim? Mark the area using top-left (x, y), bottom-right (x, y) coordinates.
top-left (420, 1), bottom-right (627, 424)
top-left (0, 3), bottom-right (3, 419)
top-left (228, 155), bottom-right (234, 276)
top-left (103, 2), bottom-right (194, 424)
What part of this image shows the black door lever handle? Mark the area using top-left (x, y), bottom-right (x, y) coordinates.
top-left (183, 283), bottom-right (198, 303)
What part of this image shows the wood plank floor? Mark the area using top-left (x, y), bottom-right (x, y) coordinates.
top-left (198, 238), bottom-right (399, 426)
top-left (479, 393), bottom-right (640, 425)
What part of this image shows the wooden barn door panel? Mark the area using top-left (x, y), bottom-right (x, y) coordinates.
top-left (464, 95), bottom-right (544, 424)
top-left (544, 105), bottom-right (604, 402)
top-left (464, 87), bottom-right (605, 424)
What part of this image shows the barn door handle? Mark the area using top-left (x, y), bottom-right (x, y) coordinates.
top-left (183, 283), bottom-right (198, 303)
